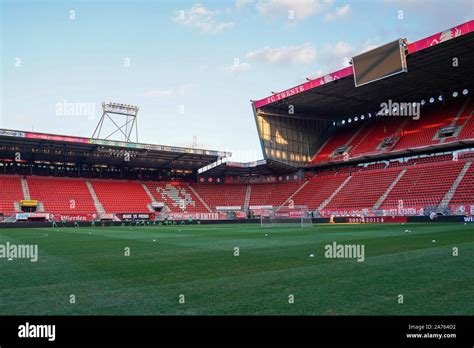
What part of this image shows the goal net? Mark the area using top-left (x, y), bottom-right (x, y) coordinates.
top-left (260, 205), bottom-right (313, 228)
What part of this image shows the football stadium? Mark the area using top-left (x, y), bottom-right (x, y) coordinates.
top-left (1, 4), bottom-right (473, 334)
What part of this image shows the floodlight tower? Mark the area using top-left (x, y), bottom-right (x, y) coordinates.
top-left (92, 102), bottom-right (140, 143)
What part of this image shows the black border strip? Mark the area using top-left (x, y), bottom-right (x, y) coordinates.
top-left (0, 316), bottom-right (472, 346)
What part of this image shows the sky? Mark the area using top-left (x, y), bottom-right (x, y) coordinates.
top-left (1, 0), bottom-right (473, 162)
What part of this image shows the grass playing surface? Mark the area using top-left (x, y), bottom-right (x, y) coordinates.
top-left (0, 223), bottom-right (472, 315)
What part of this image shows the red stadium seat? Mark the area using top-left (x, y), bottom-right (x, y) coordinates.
top-left (0, 175), bottom-right (24, 216)
top-left (311, 99), bottom-right (472, 163)
top-left (147, 182), bottom-right (210, 213)
top-left (27, 176), bottom-right (97, 215)
top-left (290, 174), bottom-right (350, 210)
top-left (449, 164), bottom-right (474, 207)
top-left (1, 155), bottom-right (472, 218)
top-left (248, 182), bottom-right (301, 207)
top-left (191, 183), bottom-right (247, 210)
top-left (379, 161), bottom-right (465, 210)
top-left (325, 168), bottom-right (403, 210)
top-left (91, 180), bottom-right (152, 213)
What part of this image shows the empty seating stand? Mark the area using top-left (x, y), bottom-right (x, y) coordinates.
top-left (27, 176), bottom-right (97, 215)
top-left (393, 102), bottom-right (460, 151)
top-left (449, 164), bottom-right (474, 207)
top-left (146, 182), bottom-right (209, 213)
top-left (291, 174), bottom-right (350, 210)
top-left (191, 183), bottom-right (247, 210)
top-left (0, 175), bottom-right (24, 216)
top-left (248, 182), bottom-right (301, 207)
top-left (458, 99), bottom-right (474, 141)
top-left (312, 99), bottom-right (469, 162)
top-left (311, 127), bottom-right (358, 163)
top-left (325, 168), bottom-right (402, 210)
top-left (349, 118), bottom-right (402, 158)
top-left (379, 161), bottom-right (466, 210)
top-left (92, 180), bottom-right (152, 213)
top-left (1, 155), bottom-right (472, 218)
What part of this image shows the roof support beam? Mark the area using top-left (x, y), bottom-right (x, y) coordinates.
top-left (257, 108), bottom-right (326, 120)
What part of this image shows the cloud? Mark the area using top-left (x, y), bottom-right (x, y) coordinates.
top-left (299, 43), bottom-right (353, 82)
top-left (236, 0), bottom-right (254, 9)
top-left (303, 38), bottom-right (381, 81)
top-left (246, 43), bottom-right (316, 64)
top-left (173, 4), bottom-right (234, 34)
top-left (359, 37), bottom-right (379, 53)
top-left (316, 41), bottom-right (355, 72)
top-left (329, 41), bottom-right (353, 57)
top-left (225, 62), bottom-right (251, 73)
top-left (240, 38), bottom-right (381, 81)
top-left (324, 4), bottom-right (351, 22)
top-left (255, 0), bottom-right (334, 21)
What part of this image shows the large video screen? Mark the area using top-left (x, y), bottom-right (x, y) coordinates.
top-left (353, 39), bottom-right (407, 87)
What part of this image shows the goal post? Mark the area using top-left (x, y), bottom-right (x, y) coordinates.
top-left (260, 205), bottom-right (313, 228)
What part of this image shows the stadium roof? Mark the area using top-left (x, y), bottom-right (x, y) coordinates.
top-left (198, 159), bottom-right (298, 177)
top-left (252, 20), bottom-right (474, 122)
top-left (0, 129), bottom-right (231, 171)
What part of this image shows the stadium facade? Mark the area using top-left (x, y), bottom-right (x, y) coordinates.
top-left (1, 20), bottom-right (473, 224)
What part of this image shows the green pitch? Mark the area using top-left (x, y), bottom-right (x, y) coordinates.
top-left (0, 223), bottom-right (472, 315)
